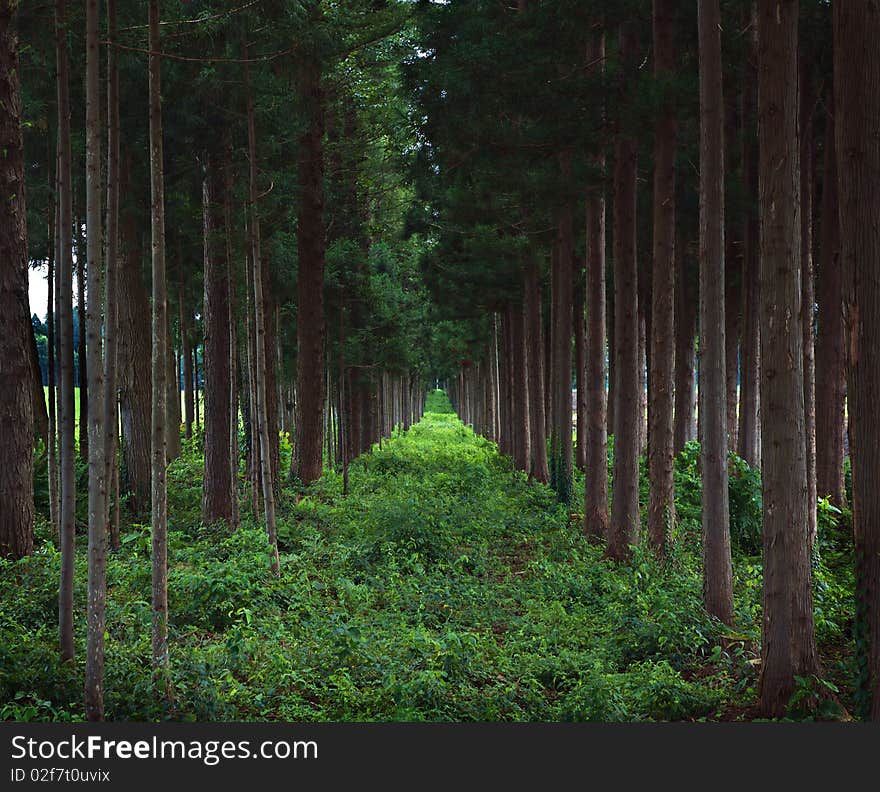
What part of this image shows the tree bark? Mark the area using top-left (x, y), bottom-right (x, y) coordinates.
top-left (673, 238), bottom-right (697, 456)
top-left (55, 0), bottom-right (76, 662)
top-left (202, 142), bottom-right (232, 524)
top-left (648, 0), bottom-right (676, 553)
top-left (77, 251), bottom-right (88, 461)
top-left (510, 300), bottom-right (530, 473)
top-left (148, 0), bottom-right (170, 701)
top-left (574, 261), bottom-right (586, 472)
top-left (758, 0), bottom-right (820, 717)
top-left (551, 173), bottom-right (574, 504)
top-left (84, 0), bottom-right (107, 722)
top-left (800, 56), bottom-right (817, 547)
top-left (834, 0), bottom-right (880, 721)
top-left (698, 0), bottom-right (734, 626)
top-left (244, 47), bottom-right (280, 574)
top-left (814, 95), bottom-right (845, 507)
top-left (607, 21), bottom-right (640, 561)
top-left (293, 60), bottom-right (326, 486)
top-left (526, 259), bottom-right (549, 483)
top-left (738, 0), bottom-right (761, 468)
top-left (180, 285), bottom-right (194, 440)
top-left (0, 1), bottom-right (34, 560)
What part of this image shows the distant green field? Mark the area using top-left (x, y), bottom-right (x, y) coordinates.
top-left (43, 387), bottom-right (190, 431)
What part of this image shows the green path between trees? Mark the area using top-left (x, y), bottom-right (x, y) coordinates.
top-left (5, 392), bottom-right (840, 721)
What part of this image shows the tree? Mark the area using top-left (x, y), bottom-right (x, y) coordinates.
top-left (607, 20), bottom-right (640, 562)
top-left (814, 95), bottom-right (845, 507)
top-left (0, 0), bottom-right (34, 561)
top-left (698, 0), bottom-right (734, 625)
top-left (84, 0), bottom-right (107, 722)
top-left (758, 0), bottom-right (819, 717)
top-left (647, 0), bottom-right (676, 552)
top-left (55, 0), bottom-right (76, 663)
top-left (293, 54), bottom-right (327, 487)
top-left (149, 0), bottom-right (170, 700)
top-left (834, 0), bottom-right (880, 720)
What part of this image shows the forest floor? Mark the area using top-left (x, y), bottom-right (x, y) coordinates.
top-left (2, 392), bottom-right (858, 721)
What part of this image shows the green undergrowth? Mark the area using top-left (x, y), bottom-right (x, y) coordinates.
top-left (1, 393), bottom-right (856, 721)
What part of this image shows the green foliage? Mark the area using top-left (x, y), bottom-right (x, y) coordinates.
top-left (3, 407), bottom-right (759, 723)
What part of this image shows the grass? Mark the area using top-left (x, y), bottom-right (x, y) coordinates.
top-left (2, 390), bottom-right (857, 721)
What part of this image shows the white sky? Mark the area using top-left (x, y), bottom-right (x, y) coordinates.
top-left (29, 261), bottom-right (82, 322)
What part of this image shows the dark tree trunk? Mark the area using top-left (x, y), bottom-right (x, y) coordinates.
top-left (738, 0), bottom-right (761, 468)
top-left (834, 0), bottom-right (880, 721)
top-left (648, 0), bottom-right (676, 552)
top-left (77, 252), bottom-right (88, 461)
top-left (574, 262), bottom-right (586, 472)
top-left (607, 21), bottom-right (640, 561)
top-left (800, 56), bottom-right (817, 547)
top-left (698, 0), bottom-right (734, 626)
top-left (55, 0), bottom-right (76, 661)
top-left (0, 1), bottom-right (34, 560)
top-left (526, 260), bottom-right (549, 483)
top-left (118, 173), bottom-right (151, 515)
top-left (293, 61), bottom-right (326, 486)
top-left (758, 0), bottom-right (820, 717)
top-left (673, 238), bottom-right (697, 456)
top-left (30, 318), bottom-right (49, 444)
top-left (180, 286), bottom-right (194, 440)
top-left (550, 177), bottom-right (574, 504)
top-left (148, 0), bottom-right (170, 700)
top-left (202, 143), bottom-right (232, 525)
top-left (510, 301), bottom-right (530, 473)
top-left (814, 96), bottom-right (845, 507)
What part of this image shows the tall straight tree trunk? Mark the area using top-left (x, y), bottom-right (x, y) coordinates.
top-left (0, 1), bottom-right (33, 560)
top-left (584, 27), bottom-right (609, 540)
top-left (800, 56), bottom-right (817, 547)
top-left (815, 97), bottom-right (845, 506)
top-left (180, 286), bottom-right (194, 440)
top-left (244, 48), bottom-right (280, 574)
top-left (648, 0), bottom-right (676, 552)
top-left (202, 143), bottom-right (232, 524)
top-left (738, 0), bottom-right (761, 468)
top-left (758, 0), bottom-right (820, 717)
top-left (104, 0), bottom-right (120, 549)
top-left (607, 21), bottom-right (640, 561)
top-left (574, 263), bottom-right (586, 472)
top-left (148, 0), bottom-right (170, 701)
top-left (48, 191), bottom-right (59, 535)
top-left (77, 253), bottom-right (88, 461)
top-left (834, 0), bottom-right (880, 721)
top-left (165, 312), bottom-right (181, 462)
top-left (84, 0), bottom-right (107, 722)
top-left (526, 259), bottom-right (549, 483)
top-left (551, 170), bottom-right (574, 504)
top-left (293, 60), bottom-right (326, 486)
top-left (698, 0), bottom-right (734, 626)
top-left (510, 300), bottom-right (530, 473)
top-left (55, 0), bottom-right (75, 662)
top-left (118, 174), bottom-right (151, 515)
top-left (724, 81), bottom-right (741, 451)
top-left (673, 240), bottom-right (697, 456)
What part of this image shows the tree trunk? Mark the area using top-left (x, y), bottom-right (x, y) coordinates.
top-left (834, 0), bottom-right (880, 721)
top-left (758, 0), bottom-right (819, 717)
top-left (48, 189), bottom-right (59, 534)
top-left (607, 21), bottom-right (640, 562)
top-left (0, 1), bottom-right (34, 560)
top-left (738, 0), bottom-right (761, 468)
top-left (55, 0), bottom-right (76, 662)
top-left (800, 56), bottom-right (817, 548)
top-left (510, 300), bottom-right (530, 473)
top-left (84, 0), bottom-right (107, 722)
top-left (202, 142), bottom-right (232, 524)
top-left (104, 0), bottom-right (120, 550)
top-left (698, 0), bottom-right (734, 626)
top-left (574, 261), bottom-right (586, 472)
top-left (148, 0), bottom-right (170, 701)
top-left (648, 0), bottom-right (676, 552)
top-left (551, 176), bottom-right (574, 504)
top-left (814, 95), bottom-right (845, 507)
top-left (293, 60), bottom-right (326, 486)
top-left (77, 251), bottom-right (88, 462)
top-left (673, 238), bottom-right (697, 456)
top-left (244, 47), bottom-right (280, 574)
top-left (180, 286), bottom-right (194, 440)
top-left (526, 259), bottom-right (549, 483)
top-left (118, 168), bottom-right (152, 515)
